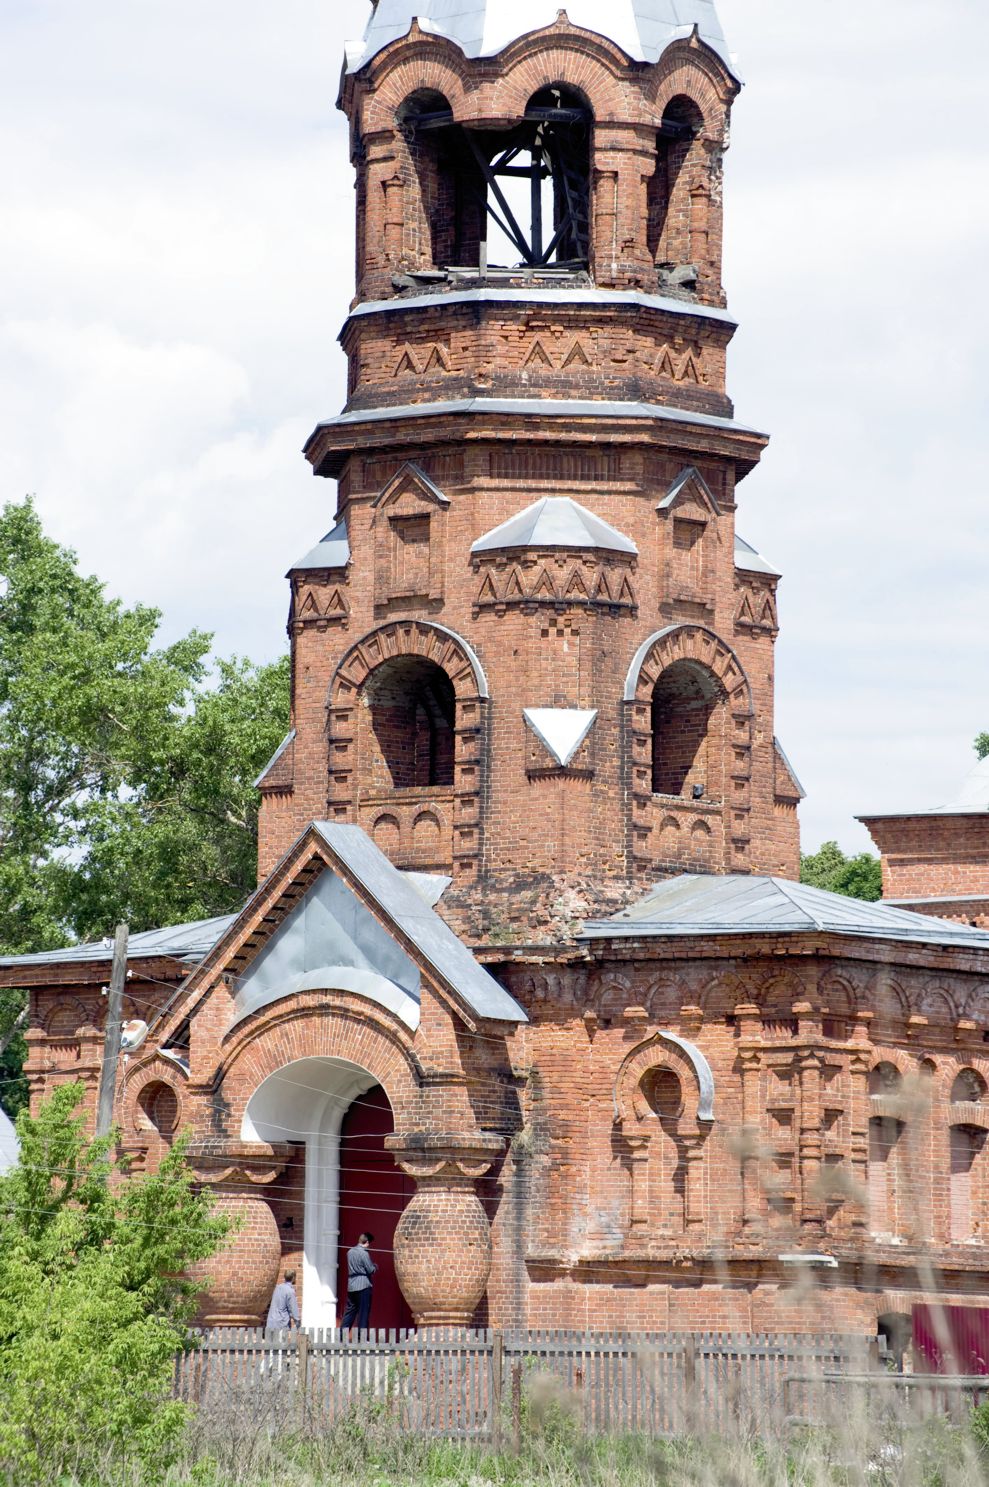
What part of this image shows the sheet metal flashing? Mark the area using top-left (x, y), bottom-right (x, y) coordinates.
top-left (472, 497), bottom-right (637, 555)
top-left (313, 398), bottom-right (763, 439)
top-left (581, 874), bottom-right (989, 952)
top-left (288, 518), bottom-right (350, 573)
top-left (734, 534), bottom-right (779, 576)
top-left (313, 822), bottom-right (527, 1023)
top-left (886, 895), bottom-right (989, 908)
top-left (858, 757), bottom-right (989, 820)
top-left (657, 465), bottom-right (721, 515)
top-left (0, 915), bottom-right (238, 970)
top-left (773, 737), bottom-right (806, 801)
top-left (0, 1109), bottom-right (18, 1174)
top-left (344, 287), bottom-right (737, 329)
top-left (254, 729), bottom-right (296, 790)
top-left (347, 1), bottom-right (736, 78)
top-left (624, 624), bottom-right (748, 703)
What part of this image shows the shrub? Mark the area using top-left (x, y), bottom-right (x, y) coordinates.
top-left (0, 1083), bottom-right (226, 1485)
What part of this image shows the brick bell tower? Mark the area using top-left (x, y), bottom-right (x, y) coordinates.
top-left (257, 0), bottom-right (802, 938)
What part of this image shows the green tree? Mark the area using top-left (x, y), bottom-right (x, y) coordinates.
top-left (0, 1083), bottom-right (226, 1484)
top-left (0, 498), bottom-right (290, 1114)
top-left (800, 840), bottom-right (883, 901)
top-left (976, 733), bottom-right (989, 761)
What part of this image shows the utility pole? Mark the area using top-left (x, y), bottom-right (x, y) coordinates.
top-left (95, 923), bottom-right (129, 1138)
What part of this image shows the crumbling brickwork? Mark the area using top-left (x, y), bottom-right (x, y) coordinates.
top-left (6, 9), bottom-right (989, 1345)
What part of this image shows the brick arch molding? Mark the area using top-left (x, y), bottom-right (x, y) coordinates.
top-left (328, 620), bottom-right (489, 882)
top-left (623, 623), bottom-right (752, 709)
top-left (209, 996), bottom-right (426, 1136)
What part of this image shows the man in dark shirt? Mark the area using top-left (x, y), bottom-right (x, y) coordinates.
top-left (341, 1232), bottom-right (377, 1332)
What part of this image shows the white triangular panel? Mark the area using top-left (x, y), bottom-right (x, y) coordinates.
top-left (524, 708), bottom-right (598, 767)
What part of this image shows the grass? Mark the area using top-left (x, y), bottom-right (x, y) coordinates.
top-left (146, 1387), bottom-right (989, 1487)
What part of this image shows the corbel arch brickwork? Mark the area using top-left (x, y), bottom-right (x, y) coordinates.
top-left (624, 624), bottom-right (753, 876)
top-left (328, 621), bottom-right (489, 881)
top-left (614, 1031), bottom-right (715, 1234)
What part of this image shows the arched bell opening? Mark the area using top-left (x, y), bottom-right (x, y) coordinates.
top-left (400, 84), bottom-right (591, 271)
top-left (361, 654), bottom-right (456, 791)
top-left (650, 658), bottom-right (726, 802)
top-left (648, 95), bottom-right (710, 286)
top-left (242, 1057), bottom-right (414, 1330)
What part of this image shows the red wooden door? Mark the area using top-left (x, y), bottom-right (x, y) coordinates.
top-left (337, 1084), bottom-right (415, 1330)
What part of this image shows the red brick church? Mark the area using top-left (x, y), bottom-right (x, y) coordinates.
top-left (4, 0), bottom-right (989, 1342)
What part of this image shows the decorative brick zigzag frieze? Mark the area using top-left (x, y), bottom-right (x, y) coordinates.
top-left (473, 555), bottom-right (637, 614)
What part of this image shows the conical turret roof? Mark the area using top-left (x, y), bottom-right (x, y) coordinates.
top-left (347, 1), bottom-right (733, 75)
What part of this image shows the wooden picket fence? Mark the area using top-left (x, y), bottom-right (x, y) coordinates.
top-left (175, 1328), bottom-right (879, 1439)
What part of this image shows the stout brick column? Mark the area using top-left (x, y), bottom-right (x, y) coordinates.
top-left (386, 1131), bottom-right (504, 1326)
top-left (186, 1142), bottom-right (292, 1326)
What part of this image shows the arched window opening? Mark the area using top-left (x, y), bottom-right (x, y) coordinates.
top-left (138, 1081), bottom-right (179, 1146)
top-left (952, 1068), bottom-right (987, 1105)
top-left (651, 660), bottom-right (723, 799)
top-left (362, 656), bottom-right (456, 790)
top-left (642, 1066), bottom-right (684, 1122)
top-left (399, 90), bottom-right (460, 269)
top-left (637, 1066), bottom-right (687, 1233)
top-left (648, 96), bottom-right (705, 278)
top-left (950, 1124), bottom-right (986, 1243)
top-left (868, 1116), bottom-right (904, 1239)
top-left (869, 1062), bottom-right (902, 1097)
top-left (402, 85), bottom-right (591, 272)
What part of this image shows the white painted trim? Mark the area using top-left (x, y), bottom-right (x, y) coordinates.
top-left (242, 1056), bottom-right (380, 1330)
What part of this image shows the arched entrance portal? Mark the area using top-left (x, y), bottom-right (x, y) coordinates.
top-left (337, 1085), bottom-right (414, 1332)
top-left (241, 1056), bottom-right (413, 1329)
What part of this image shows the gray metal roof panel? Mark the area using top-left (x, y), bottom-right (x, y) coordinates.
top-left (345, 287), bottom-right (737, 329)
top-left (313, 822), bottom-right (527, 1023)
top-left (348, 0), bottom-right (736, 77)
top-left (288, 518), bottom-right (350, 573)
top-left (0, 1109), bottom-right (18, 1173)
top-left (581, 874), bottom-right (989, 951)
top-left (734, 534), bottom-right (780, 577)
top-left (316, 397), bottom-right (763, 439)
top-left (472, 497), bottom-right (637, 555)
top-left (774, 737), bottom-right (806, 801)
top-left (0, 914), bottom-right (238, 970)
top-left (253, 729), bottom-right (296, 790)
top-left (858, 758), bottom-right (989, 820)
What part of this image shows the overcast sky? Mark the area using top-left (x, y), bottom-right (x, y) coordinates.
top-left (1, 0), bottom-right (986, 854)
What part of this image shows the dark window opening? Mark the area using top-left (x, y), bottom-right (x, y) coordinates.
top-left (647, 95), bottom-right (704, 271)
top-left (403, 85), bottom-right (591, 271)
top-left (651, 660), bottom-right (721, 798)
top-left (363, 656), bottom-right (456, 790)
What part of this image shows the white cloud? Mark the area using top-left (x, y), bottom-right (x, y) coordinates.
top-left (0, 0), bottom-right (986, 857)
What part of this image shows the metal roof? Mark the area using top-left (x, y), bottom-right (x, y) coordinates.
top-left (860, 756), bottom-right (989, 821)
top-left (0, 915), bottom-right (238, 971)
top-left (254, 729), bottom-right (296, 790)
top-left (312, 823), bottom-right (526, 1022)
top-left (346, 287), bottom-right (737, 329)
top-left (288, 518), bottom-right (350, 573)
top-left (347, 0), bottom-right (735, 77)
top-left (0, 868), bottom-right (452, 978)
top-left (0, 1108), bottom-right (18, 1174)
top-left (472, 497), bottom-right (637, 555)
top-left (581, 874), bottom-right (989, 952)
top-left (315, 397), bottom-right (763, 438)
top-left (773, 737), bottom-right (806, 801)
top-left (734, 533), bottom-right (779, 577)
